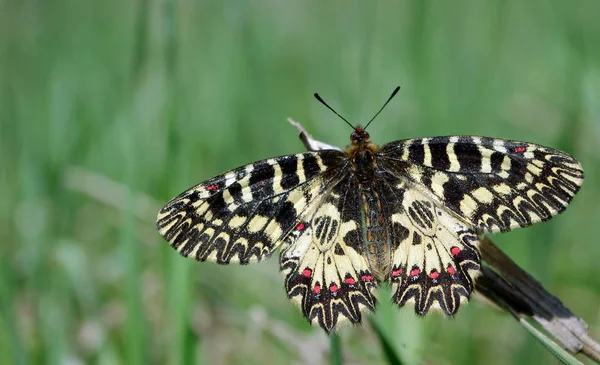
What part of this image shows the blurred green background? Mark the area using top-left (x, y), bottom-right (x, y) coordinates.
top-left (1, 1), bottom-right (599, 364)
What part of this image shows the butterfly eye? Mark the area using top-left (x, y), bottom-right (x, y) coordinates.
top-left (350, 129), bottom-right (370, 143)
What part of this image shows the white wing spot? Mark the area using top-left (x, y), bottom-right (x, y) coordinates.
top-left (527, 163), bottom-right (543, 176)
top-left (492, 183), bottom-right (512, 196)
top-left (447, 143), bottom-right (460, 171)
top-left (431, 173), bottom-right (449, 198)
top-left (423, 140), bottom-right (432, 166)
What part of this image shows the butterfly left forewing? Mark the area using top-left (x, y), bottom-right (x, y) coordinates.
top-left (157, 150), bottom-right (345, 264)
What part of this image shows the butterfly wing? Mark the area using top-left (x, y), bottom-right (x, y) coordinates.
top-left (374, 175), bottom-right (482, 314)
top-left (157, 150), bottom-right (345, 264)
top-left (379, 136), bottom-right (584, 233)
top-left (376, 136), bottom-right (583, 314)
top-left (280, 175), bottom-right (378, 332)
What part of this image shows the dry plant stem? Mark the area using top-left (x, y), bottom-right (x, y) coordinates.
top-left (287, 118), bottom-right (341, 152)
top-left (288, 118), bottom-right (600, 364)
top-left (479, 237), bottom-right (600, 362)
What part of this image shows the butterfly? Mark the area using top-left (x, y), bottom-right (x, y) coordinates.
top-left (156, 87), bottom-right (584, 332)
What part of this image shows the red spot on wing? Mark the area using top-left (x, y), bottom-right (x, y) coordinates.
top-left (410, 268), bottom-right (420, 277)
top-left (344, 277), bottom-right (355, 285)
top-left (429, 270), bottom-right (439, 280)
top-left (329, 284), bottom-right (339, 292)
top-left (301, 268), bottom-right (312, 278)
top-left (391, 269), bottom-right (403, 277)
top-left (313, 285), bottom-right (321, 294)
top-left (361, 275), bottom-right (374, 282)
top-left (206, 184), bottom-right (219, 191)
top-left (513, 146), bottom-right (527, 153)
top-left (447, 266), bottom-right (456, 275)
top-left (296, 222), bottom-right (305, 231)
top-left (450, 247), bottom-right (461, 256)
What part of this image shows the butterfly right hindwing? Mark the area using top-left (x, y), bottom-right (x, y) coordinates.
top-left (380, 177), bottom-right (482, 315)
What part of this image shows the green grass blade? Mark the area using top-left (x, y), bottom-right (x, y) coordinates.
top-left (517, 317), bottom-right (583, 365)
top-left (368, 317), bottom-right (405, 365)
top-left (330, 333), bottom-right (342, 365)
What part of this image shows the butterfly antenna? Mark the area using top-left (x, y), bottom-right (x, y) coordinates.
top-left (363, 86), bottom-right (401, 130)
top-left (314, 93), bottom-right (355, 130)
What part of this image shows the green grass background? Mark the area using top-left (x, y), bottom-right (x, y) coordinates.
top-left (1, 1), bottom-right (599, 364)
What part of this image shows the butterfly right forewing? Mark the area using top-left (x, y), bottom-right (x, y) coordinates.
top-left (379, 136), bottom-right (584, 233)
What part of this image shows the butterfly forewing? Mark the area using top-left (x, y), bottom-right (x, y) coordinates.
top-left (379, 136), bottom-right (584, 233)
top-left (157, 150), bottom-right (346, 264)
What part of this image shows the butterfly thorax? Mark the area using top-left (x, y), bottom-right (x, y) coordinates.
top-left (346, 126), bottom-right (380, 181)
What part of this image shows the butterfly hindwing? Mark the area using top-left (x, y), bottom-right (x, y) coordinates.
top-left (378, 177), bottom-right (482, 315)
top-left (379, 136), bottom-right (583, 233)
top-left (280, 177), bottom-right (378, 332)
top-left (157, 151), bottom-right (345, 264)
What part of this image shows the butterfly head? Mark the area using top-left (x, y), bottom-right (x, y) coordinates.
top-left (350, 126), bottom-right (370, 144)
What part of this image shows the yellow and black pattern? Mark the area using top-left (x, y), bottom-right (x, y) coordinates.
top-left (157, 127), bottom-right (584, 332)
top-left (379, 136), bottom-right (584, 233)
top-left (279, 176), bottom-right (379, 331)
top-left (157, 151), bottom-right (347, 264)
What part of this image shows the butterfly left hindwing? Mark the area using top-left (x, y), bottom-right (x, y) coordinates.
top-left (280, 174), bottom-right (378, 332)
top-left (379, 176), bottom-right (482, 315)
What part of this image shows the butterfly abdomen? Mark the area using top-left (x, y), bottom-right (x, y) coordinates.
top-left (359, 183), bottom-right (392, 281)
